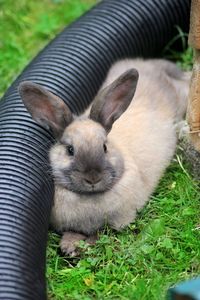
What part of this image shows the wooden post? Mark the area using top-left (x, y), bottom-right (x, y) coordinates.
top-left (187, 0), bottom-right (200, 151)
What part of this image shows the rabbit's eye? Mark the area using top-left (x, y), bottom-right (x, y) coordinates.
top-left (67, 145), bottom-right (74, 156)
top-left (103, 143), bottom-right (107, 153)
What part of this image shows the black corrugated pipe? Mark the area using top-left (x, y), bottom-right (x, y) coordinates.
top-left (0, 0), bottom-right (190, 299)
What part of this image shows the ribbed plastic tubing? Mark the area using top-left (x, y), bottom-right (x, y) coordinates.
top-left (0, 0), bottom-right (190, 299)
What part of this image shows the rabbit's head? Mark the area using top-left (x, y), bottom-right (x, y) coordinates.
top-left (19, 69), bottom-right (138, 194)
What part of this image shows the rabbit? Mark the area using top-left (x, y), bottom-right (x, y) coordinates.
top-left (19, 59), bottom-right (190, 256)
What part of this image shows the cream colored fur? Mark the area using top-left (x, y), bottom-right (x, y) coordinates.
top-left (50, 59), bottom-right (189, 235)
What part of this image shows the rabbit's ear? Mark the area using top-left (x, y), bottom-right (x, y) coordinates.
top-left (90, 69), bottom-right (139, 132)
top-left (19, 81), bottom-right (73, 138)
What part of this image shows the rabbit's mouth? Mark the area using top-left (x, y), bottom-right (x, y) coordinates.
top-left (63, 177), bottom-right (116, 195)
top-left (67, 187), bottom-right (107, 195)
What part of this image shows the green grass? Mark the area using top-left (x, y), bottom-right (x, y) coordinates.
top-left (0, 0), bottom-right (96, 96)
top-left (1, 1), bottom-right (200, 299)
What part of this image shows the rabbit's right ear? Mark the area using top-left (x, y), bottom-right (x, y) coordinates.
top-left (19, 81), bottom-right (73, 138)
top-left (90, 68), bottom-right (139, 132)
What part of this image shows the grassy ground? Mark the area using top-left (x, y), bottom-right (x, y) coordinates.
top-left (1, 1), bottom-right (200, 299)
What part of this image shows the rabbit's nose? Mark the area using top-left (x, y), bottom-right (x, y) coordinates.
top-left (84, 172), bottom-right (102, 185)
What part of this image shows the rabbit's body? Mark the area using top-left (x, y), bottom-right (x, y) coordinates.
top-left (19, 59), bottom-right (190, 255)
top-left (50, 59), bottom-right (189, 235)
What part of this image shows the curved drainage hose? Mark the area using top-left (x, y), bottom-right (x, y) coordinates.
top-left (0, 0), bottom-right (190, 299)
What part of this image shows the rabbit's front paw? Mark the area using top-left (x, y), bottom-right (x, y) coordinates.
top-left (60, 232), bottom-right (98, 257)
top-left (60, 232), bottom-right (87, 257)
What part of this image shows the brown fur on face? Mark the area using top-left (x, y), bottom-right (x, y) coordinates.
top-left (50, 118), bottom-right (124, 194)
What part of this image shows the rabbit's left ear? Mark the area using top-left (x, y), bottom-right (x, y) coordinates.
top-left (19, 81), bottom-right (73, 138)
top-left (90, 69), bottom-right (139, 132)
